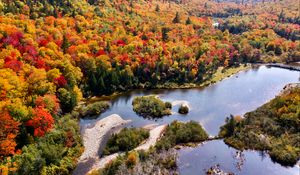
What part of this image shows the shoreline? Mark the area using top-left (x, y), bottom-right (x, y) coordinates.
top-left (82, 64), bottom-right (251, 103)
top-left (86, 124), bottom-right (167, 174)
top-left (265, 63), bottom-right (300, 71)
top-left (73, 114), bottom-right (131, 175)
top-left (75, 64), bottom-right (298, 174)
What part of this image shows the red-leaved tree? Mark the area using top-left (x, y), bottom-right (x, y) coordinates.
top-left (0, 112), bottom-right (20, 159)
top-left (26, 107), bottom-right (54, 137)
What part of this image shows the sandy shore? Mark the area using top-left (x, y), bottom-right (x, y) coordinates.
top-left (135, 124), bottom-right (166, 151)
top-left (73, 114), bottom-right (131, 175)
top-left (86, 124), bottom-right (167, 174)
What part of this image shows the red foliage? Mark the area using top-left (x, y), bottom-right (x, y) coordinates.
top-left (0, 111), bottom-right (20, 158)
top-left (116, 39), bottom-right (126, 46)
top-left (20, 45), bottom-right (38, 58)
top-left (2, 32), bottom-right (23, 47)
top-left (119, 54), bottom-right (130, 65)
top-left (32, 58), bottom-right (50, 70)
top-left (38, 38), bottom-right (49, 47)
top-left (26, 107), bottom-right (54, 137)
top-left (96, 49), bottom-right (106, 56)
top-left (54, 75), bottom-right (67, 87)
top-left (4, 58), bottom-right (23, 72)
top-left (35, 94), bottom-right (60, 115)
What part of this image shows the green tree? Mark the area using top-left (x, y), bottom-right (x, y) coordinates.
top-left (197, 61), bottom-right (206, 81)
top-left (57, 88), bottom-right (77, 113)
top-left (61, 35), bottom-right (70, 53)
top-left (172, 12), bottom-right (180, 23)
top-left (155, 4), bottom-right (160, 12)
top-left (161, 27), bottom-right (170, 41)
top-left (186, 17), bottom-right (192, 25)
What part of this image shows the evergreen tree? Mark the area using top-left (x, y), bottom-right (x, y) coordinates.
top-left (155, 4), bottom-right (160, 12)
top-left (197, 61), bottom-right (206, 81)
top-left (105, 41), bottom-right (111, 53)
top-left (61, 35), bottom-right (70, 53)
top-left (57, 88), bottom-right (77, 113)
top-left (98, 77), bottom-right (106, 94)
top-left (186, 17), bottom-right (192, 25)
top-left (172, 12), bottom-right (180, 23)
top-left (161, 27), bottom-right (170, 41)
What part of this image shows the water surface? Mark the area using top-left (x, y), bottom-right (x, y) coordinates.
top-left (81, 66), bottom-right (299, 136)
top-left (80, 66), bottom-right (300, 174)
top-left (178, 140), bottom-right (299, 175)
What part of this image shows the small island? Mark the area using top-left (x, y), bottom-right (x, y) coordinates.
top-left (178, 105), bottom-right (189, 114)
top-left (132, 96), bottom-right (172, 118)
top-left (78, 101), bottom-right (110, 118)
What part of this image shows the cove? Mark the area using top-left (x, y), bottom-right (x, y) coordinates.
top-left (80, 65), bottom-right (299, 174)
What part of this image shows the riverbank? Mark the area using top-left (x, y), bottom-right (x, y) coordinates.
top-left (79, 66), bottom-right (300, 175)
top-left (73, 114), bottom-right (131, 175)
top-left (266, 63), bottom-right (300, 71)
top-left (86, 124), bottom-right (167, 174)
top-left (219, 84), bottom-right (300, 166)
top-left (82, 64), bottom-right (251, 103)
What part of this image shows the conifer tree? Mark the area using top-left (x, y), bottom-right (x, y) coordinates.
top-left (172, 12), bottom-right (180, 23)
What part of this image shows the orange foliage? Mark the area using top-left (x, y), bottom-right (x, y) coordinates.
top-left (0, 112), bottom-right (20, 159)
top-left (26, 107), bottom-right (54, 137)
top-left (35, 94), bottom-right (60, 115)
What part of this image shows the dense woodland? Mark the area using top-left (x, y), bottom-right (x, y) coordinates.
top-left (0, 0), bottom-right (299, 174)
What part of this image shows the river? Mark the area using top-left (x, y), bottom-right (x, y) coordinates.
top-left (80, 65), bottom-right (300, 174)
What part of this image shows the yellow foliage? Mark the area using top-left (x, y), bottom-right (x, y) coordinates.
top-left (0, 69), bottom-right (27, 99)
top-left (47, 68), bottom-right (62, 82)
top-left (27, 68), bottom-right (56, 95)
top-left (126, 151), bottom-right (138, 167)
top-left (73, 85), bottom-right (83, 102)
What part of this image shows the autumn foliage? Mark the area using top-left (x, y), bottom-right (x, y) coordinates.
top-left (0, 0), bottom-right (298, 173)
top-left (26, 107), bottom-right (54, 137)
top-left (0, 112), bottom-right (20, 159)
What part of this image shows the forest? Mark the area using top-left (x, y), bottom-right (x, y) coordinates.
top-left (0, 0), bottom-right (299, 174)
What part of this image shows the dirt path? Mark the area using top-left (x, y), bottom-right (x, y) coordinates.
top-left (73, 114), bottom-right (131, 175)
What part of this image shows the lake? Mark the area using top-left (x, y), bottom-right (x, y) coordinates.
top-left (80, 65), bottom-right (300, 174)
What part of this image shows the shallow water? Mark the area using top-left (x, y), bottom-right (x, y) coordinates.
top-left (80, 66), bottom-right (300, 174)
top-left (178, 140), bottom-right (299, 175)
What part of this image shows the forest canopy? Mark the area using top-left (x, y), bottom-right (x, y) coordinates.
top-left (0, 0), bottom-right (299, 174)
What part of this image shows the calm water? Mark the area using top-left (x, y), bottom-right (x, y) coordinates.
top-left (178, 140), bottom-right (300, 175)
top-left (80, 66), bottom-right (300, 174)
